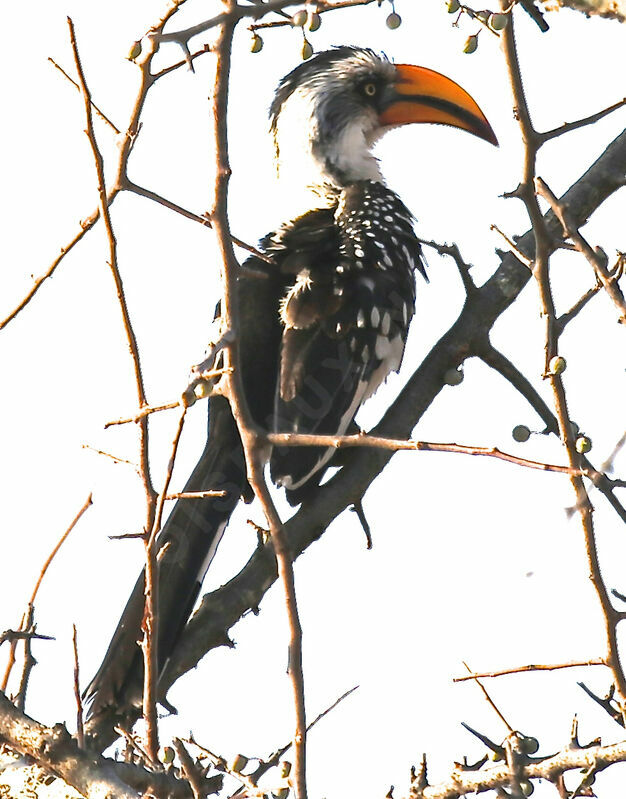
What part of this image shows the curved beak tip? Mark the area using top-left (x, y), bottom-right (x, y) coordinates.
top-left (382, 63), bottom-right (498, 148)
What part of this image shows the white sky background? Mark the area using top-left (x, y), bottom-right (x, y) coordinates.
top-left (1, 1), bottom-right (626, 797)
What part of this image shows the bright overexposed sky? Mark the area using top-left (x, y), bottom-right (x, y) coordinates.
top-left (1, 1), bottom-right (626, 797)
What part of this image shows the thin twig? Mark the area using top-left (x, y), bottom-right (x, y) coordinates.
top-left (541, 97), bottom-right (626, 142)
top-left (500, 5), bottom-right (626, 703)
top-left (105, 400), bottom-right (182, 428)
top-left (152, 44), bottom-right (213, 80)
top-left (0, 203), bottom-right (108, 330)
top-left (124, 179), bottom-right (273, 264)
top-left (490, 224), bottom-right (534, 267)
top-left (555, 282), bottom-right (602, 333)
top-left (30, 494), bottom-right (93, 606)
top-left (165, 489), bottom-right (227, 500)
top-left (72, 625), bottom-right (85, 749)
top-left (249, 0), bottom-right (376, 29)
top-left (208, 7), bottom-right (307, 796)
top-left (463, 662), bottom-right (514, 734)
top-left (0, 630), bottom-right (53, 647)
top-left (1, 0), bottom-right (181, 332)
top-left (1, 494), bottom-right (92, 695)
top-left (48, 57), bottom-right (121, 133)
top-left (149, 405), bottom-right (189, 540)
top-left (114, 725), bottom-right (153, 765)
top-left (454, 658), bottom-right (606, 682)
top-left (233, 685), bottom-right (359, 793)
top-left (68, 14), bottom-right (159, 758)
top-left (82, 444), bottom-right (138, 469)
top-left (156, 0), bottom-right (376, 46)
top-left (139, 403), bottom-right (189, 750)
top-left (267, 432), bottom-right (585, 476)
top-left (535, 176), bottom-right (626, 323)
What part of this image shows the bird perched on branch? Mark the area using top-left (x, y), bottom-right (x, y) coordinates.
top-left (84, 46), bottom-right (496, 725)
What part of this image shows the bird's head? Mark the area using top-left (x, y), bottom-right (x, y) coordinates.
top-left (270, 47), bottom-right (496, 204)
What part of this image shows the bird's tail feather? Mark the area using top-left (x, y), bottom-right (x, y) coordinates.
top-left (84, 396), bottom-right (246, 719)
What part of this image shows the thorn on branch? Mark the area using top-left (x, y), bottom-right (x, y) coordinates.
top-left (491, 224), bottom-right (533, 268)
top-left (350, 500), bottom-right (373, 549)
top-left (578, 681), bottom-right (624, 727)
top-left (612, 588), bottom-right (626, 604)
top-left (0, 629), bottom-right (54, 647)
top-left (420, 238), bottom-right (476, 294)
top-left (410, 753), bottom-right (428, 796)
top-left (461, 721), bottom-right (506, 761)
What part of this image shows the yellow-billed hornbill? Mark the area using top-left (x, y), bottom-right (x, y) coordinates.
top-left (85, 47), bottom-right (496, 719)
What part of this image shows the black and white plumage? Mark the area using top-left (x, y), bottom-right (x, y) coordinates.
top-left (269, 179), bottom-right (424, 499)
top-left (84, 47), bottom-right (496, 726)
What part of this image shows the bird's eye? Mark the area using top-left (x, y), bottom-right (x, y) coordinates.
top-left (363, 83), bottom-right (377, 97)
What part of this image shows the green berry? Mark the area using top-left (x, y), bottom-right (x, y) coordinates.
top-left (575, 436), bottom-right (592, 454)
top-left (230, 754), bottom-right (248, 773)
top-left (127, 40), bottom-right (142, 61)
top-left (291, 9), bottom-right (307, 26)
top-left (447, 0), bottom-right (461, 12)
top-left (250, 33), bottom-right (263, 53)
top-left (194, 381), bottom-right (210, 399)
top-left (301, 40), bottom-right (313, 60)
top-left (476, 9), bottom-right (490, 22)
top-left (489, 12), bottom-right (508, 29)
top-left (386, 12), bottom-right (402, 28)
top-left (463, 34), bottom-right (478, 53)
top-left (273, 789), bottom-right (289, 799)
top-left (280, 761), bottom-right (292, 778)
top-left (520, 736), bottom-right (539, 754)
top-left (444, 367), bottom-right (464, 386)
top-left (160, 746), bottom-right (175, 764)
top-left (308, 12), bottom-right (321, 31)
top-left (549, 355), bottom-right (566, 375)
top-left (520, 781), bottom-right (534, 796)
top-left (512, 425), bottom-right (531, 443)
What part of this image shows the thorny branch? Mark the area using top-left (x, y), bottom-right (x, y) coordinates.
top-left (266, 433), bottom-right (584, 475)
top-left (0, 689), bottom-right (220, 798)
top-left (1, 494), bottom-right (92, 701)
top-left (68, 15), bottom-right (162, 762)
top-left (500, 1), bottom-right (626, 711)
top-left (0, 1), bottom-right (323, 332)
top-left (454, 658), bottom-right (606, 681)
top-left (407, 738), bottom-right (626, 799)
top-left (207, 5), bottom-right (308, 797)
top-left (535, 176), bottom-right (626, 322)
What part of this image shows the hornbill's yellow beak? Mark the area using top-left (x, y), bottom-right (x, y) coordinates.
top-left (380, 64), bottom-right (498, 146)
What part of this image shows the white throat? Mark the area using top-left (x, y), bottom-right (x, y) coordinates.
top-left (273, 88), bottom-right (383, 218)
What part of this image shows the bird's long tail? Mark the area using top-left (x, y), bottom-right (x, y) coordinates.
top-left (83, 396), bottom-right (246, 720)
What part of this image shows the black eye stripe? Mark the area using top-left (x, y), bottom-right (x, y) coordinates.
top-left (396, 93), bottom-right (490, 136)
